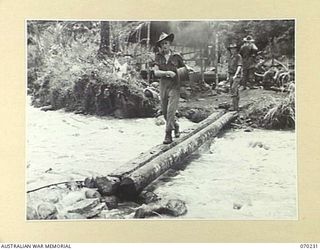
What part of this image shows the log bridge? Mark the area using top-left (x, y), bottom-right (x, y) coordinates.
top-left (90, 110), bottom-right (238, 200)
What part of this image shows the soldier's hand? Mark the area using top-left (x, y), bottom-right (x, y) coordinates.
top-left (166, 71), bottom-right (176, 78)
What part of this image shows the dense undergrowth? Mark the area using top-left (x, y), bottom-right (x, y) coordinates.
top-left (245, 85), bottom-right (295, 129)
top-left (27, 21), bottom-right (159, 118)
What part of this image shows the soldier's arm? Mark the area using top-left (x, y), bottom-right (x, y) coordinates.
top-left (153, 53), bottom-right (176, 78)
top-left (233, 55), bottom-right (242, 79)
top-left (153, 65), bottom-right (176, 78)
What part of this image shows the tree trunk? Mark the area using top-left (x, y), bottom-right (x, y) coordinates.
top-left (118, 111), bottom-right (238, 199)
top-left (110, 110), bottom-right (226, 177)
top-left (99, 21), bottom-right (111, 56)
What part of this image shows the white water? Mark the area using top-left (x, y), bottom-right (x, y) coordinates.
top-left (27, 99), bottom-right (297, 219)
top-left (149, 130), bottom-right (297, 219)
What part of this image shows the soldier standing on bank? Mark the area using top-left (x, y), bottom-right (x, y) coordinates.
top-left (227, 43), bottom-right (242, 111)
top-left (153, 32), bottom-right (188, 144)
top-left (239, 35), bottom-right (258, 89)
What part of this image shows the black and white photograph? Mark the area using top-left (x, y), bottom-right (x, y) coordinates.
top-left (26, 20), bottom-right (296, 220)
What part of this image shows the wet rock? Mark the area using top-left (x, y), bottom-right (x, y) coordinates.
top-left (84, 203), bottom-right (106, 218)
top-left (233, 203), bottom-right (243, 210)
top-left (67, 198), bottom-right (106, 218)
top-left (155, 116), bottom-right (165, 126)
top-left (244, 128), bottom-right (253, 132)
top-left (85, 189), bottom-right (101, 199)
top-left (134, 204), bottom-right (161, 218)
top-left (249, 141), bottom-right (270, 150)
top-left (185, 108), bottom-right (209, 123)
top-left (95, 176), bottom-right (120, 196)
top-left (164, 199), bottom-right (188, 217)
top-left (103, 195), bottom-right (119, 210)
top-left (37, 202), bottom-right (58, 220)
top-left (137, 191), bottom-right (160, 204)
top-left (44, 191), bottom-right (61, 204)
top-left (61, 191), bottom-right (85, 206)
top-left (67, 198), bottom-right (99, 213)
top-left (134, 199), bottom-right (187, 218)
top-left (117, 201), bottom-right (140, 214)
top-left (100, 210), bottom-right (126, 219)
top-left (84, 177), bottom-right (97, 188)
top-left (26, 206), bottom-right (39, 220)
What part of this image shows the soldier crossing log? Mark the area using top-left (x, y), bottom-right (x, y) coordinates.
top-left (110, 110), bottom-right (226, 177)
top-left (118, 111), bottom-right (238, 199)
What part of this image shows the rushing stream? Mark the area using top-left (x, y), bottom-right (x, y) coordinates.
top-left (27, 98), bottom-right (297, 220)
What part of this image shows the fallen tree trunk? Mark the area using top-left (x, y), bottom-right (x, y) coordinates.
top-left (118, 111), bottom-right (238, 199)
top-left (110, 110), bottom-right (226, 177)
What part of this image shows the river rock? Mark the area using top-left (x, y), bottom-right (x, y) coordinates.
top-left (67, 198), bottom-right (99, 213)
top-left (85, 189), bottom-right (101, 199)
top-left (155, 116), bottom-right (165, 126)
top-left (84, 203), bottom-right (106, 218)
top-left (95, 176), bottom-right (120, 196)
top-left (26, 206), bottom-right (39, 220)
top-left (134, 199), bottom-right (187, 218)
top-left (249, 141), bottom-right (270, 150)
top-left (244, 128), bottom-right (253, 132)
top-left (134, 204), bottom-right (162, 218)
top-left (60, 191), bottom-right (85, 206)
top-left (117, 201), bottom-right (140, 214)
top-left (84, 177), bottom-right (97, 188)
top-left (164, 199), bottom-right (188, 217)
top-left (233, 203), bottom-right (243, 210)
top-left (103, 195), bottom-right (119, 210)
top-left (67, 198), bottom-right (106, 218)
top-left (37, 202), bottom-right (58, 220)
top-left (185, 108), bottom-right (209, 123)
top-left (44, 191), bottom-right (61, 204)
top-left (100, 210), bottom-right (126, 219)
top-left (137, 191), bottom-right (160, 204)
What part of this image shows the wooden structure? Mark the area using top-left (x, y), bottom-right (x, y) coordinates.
top-left (115, 111), bottom-right (238, 199)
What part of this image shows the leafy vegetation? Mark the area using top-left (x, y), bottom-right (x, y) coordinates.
top-left (27, 20), bottom-right (295, 124)
top-left (245, 84), bottom-right (295, 129)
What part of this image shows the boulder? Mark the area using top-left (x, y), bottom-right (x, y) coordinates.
top-left (155, 116), bottom-right (165, 126)
top-left (163, 199), bottom-right (188, 217)
top-left (103, 195), bottom-right (119, 210)
top-left (134, 204), bottom-right (161, 219)
top-left (137, 191), bottom-right (160, 204)
top-left (85, 189), bottom-right (101, 199)
top-left (37, 202), bottom-right (58, 220)
top-left (185, 108), bottom-right (209, 123)
top-left (44, 191), bottom-right (61, 204)
top-left (84, 177), bottom-right (97, 188)
top-left (67, 198), bottom-right (106, 218)
top-left (60, 191), bottom-right (85, 206)
top-left (134, 199), bottom-right (187, 218)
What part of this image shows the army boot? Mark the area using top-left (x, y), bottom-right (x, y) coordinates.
top-left (163, 130), bottom-right (173, 144)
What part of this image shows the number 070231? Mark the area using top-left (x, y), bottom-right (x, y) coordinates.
top-left (300, 244), bottom-right (318, 248)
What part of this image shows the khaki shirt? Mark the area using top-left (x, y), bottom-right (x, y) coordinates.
top-left (239, 43), bottom-right (258, 69)
top-left (154, 51), bottom-right (185, 75)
